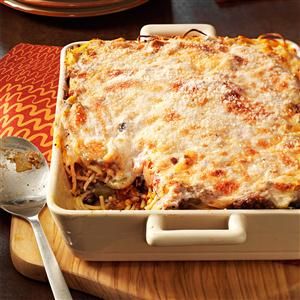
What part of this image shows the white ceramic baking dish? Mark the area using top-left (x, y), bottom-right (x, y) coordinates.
top-left (47, 24), bottom-right (300, 261)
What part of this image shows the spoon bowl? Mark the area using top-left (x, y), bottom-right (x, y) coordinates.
top-left (0, 136), bottom-right (48, 217)
top-left (0, 136), bottom-right (72, 300)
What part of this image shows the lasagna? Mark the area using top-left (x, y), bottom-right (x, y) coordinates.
top-left (58, 35), bottom-right (300, 210)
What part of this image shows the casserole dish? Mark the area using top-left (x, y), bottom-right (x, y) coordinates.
top-left (47, 24), bottom-right (300, 261)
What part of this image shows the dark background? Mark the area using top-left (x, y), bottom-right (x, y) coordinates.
top-left (1, 0), bottom-right (300, 57)
top-left (1, 0), bottom-right (300, 299)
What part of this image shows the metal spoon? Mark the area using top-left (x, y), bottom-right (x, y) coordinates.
top-left (0, 136), bottom-right (72, 300)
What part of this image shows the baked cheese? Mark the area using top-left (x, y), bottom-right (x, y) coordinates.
top-left (60, 35), bottom-right (300, 209)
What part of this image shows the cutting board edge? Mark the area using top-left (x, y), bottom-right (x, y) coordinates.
top-left (9, 216), bottom-right (139, 300)
top-left (10, 217), bottom-right (47, 282)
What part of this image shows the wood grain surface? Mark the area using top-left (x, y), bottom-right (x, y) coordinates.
top-left (10, 208), bottom-right (300, 300)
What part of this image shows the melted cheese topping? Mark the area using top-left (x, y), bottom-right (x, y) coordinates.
top-left (61, 36), bottom-right (300, 209)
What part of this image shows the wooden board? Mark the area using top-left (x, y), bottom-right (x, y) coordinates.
top-left (10, 208), bottom-right (300, 300)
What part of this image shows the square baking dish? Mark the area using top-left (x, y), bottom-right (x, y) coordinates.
top-left (47, 24), bottom-right (300, 261)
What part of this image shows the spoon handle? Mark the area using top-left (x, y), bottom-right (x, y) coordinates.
top-left (28, 215), bottom-right (72, 300)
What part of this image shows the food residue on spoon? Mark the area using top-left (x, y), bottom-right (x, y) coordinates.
top-left (7, 151), bottom-right (42, 172)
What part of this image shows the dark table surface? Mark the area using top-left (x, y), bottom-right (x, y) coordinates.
top-left (1, 0), bottom-right (300, 299)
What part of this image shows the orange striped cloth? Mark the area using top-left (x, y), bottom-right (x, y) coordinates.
top-left (0, 44), bottom-right (61, 162)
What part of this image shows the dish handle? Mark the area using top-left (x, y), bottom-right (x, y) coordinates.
top-left (140, 24), bottom-right (217, 40)
top-left (146, 214), bottom-right (246, 246)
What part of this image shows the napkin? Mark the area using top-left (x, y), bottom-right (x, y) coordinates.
top-left (0, 43), bottom-right (61, 162)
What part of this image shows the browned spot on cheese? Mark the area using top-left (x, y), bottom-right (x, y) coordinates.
top-left (288, 103), bottom-right (300, 114)
top-left (184, 151), bottom-right (198, 166)
top-left (285, 137), bottom-right (300, 150)
top-left (75, 104), bottom-right (86, 125)
top-left (198, 154), bottom-right (206, 160)
top-left (280, 81), bottom-right (288, 89)
top-left (257, 139), bottom-right (269, 148)
top-left (257, 128), bottom-right (270, 134)
top-left (210, 169), bottom-right (226, 177)
top-left (223, 90), bottom-right (251, 115)
top-left (197, 97), bottom-right (208, 106)
top-left (105, 80), bottom-right (138, 93)
top-left (239, 158), bottom-right (248, 165)
top-left (183, 42), bottom-right (216, 53)
top-left (180, 128), bottom-right (190, 136)
top-left (270, 73), bottom-right (279, 85)
top-left (136, 43), bottom-right (145, 50)
top-left (215, 180), bottom-right (239, 195)
top-left (147, 141), bottom-right (157, 150)
top-left (221, 83), bottom-right (269, 122)
top-left (244, 146), bottom-right (257, 156)
top-left (285, 141), bottom-right (296, 149)
top-left (150, 40), bottom-right (167, 50)
top-left (218, 44), bottom-right (229, 52)
top-left (188, 97), bottom-right (208, 108)
top-left (279, 55), bottom-right (288, 64)
top-left (78, 72), bottom-right (87, 79)
top-left (199, 173), bottom-right (207, 180)
top-left (108, 69), bottom-right (124, 77)
top-left (272, 76), bottom-right (289, 92)
top-left (163, 110), bottom-right (181, 122)
top-left (268, 136), bottom-right (282, 148)
top-left (280, 153), bottom-right (296, 166)
top-left (189, 124), bottom-right (201, 131)
top-left (171, 80), bottom-right (182, 91)
top-left (87, 48), bottom-right (97, 57)
top-left (232, 55), bottom-right (248, 68)
top-left (273, 182), bottom-right (293, 191)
